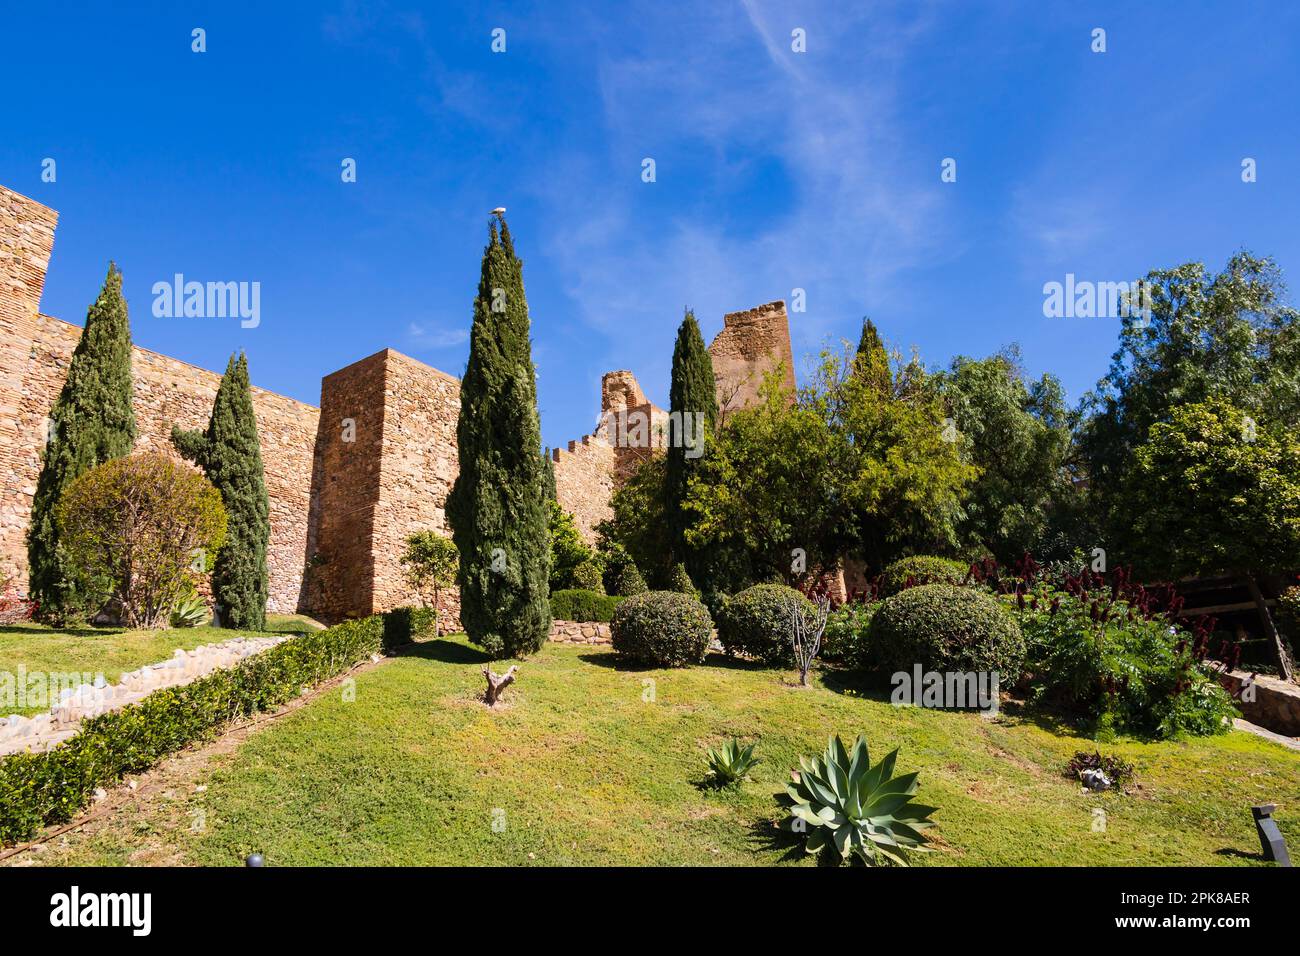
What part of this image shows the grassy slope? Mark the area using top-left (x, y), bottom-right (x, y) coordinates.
top-left (33, 634), bottom-right (1300, 867)
top-left (0, 615), bottom-right (320, 716)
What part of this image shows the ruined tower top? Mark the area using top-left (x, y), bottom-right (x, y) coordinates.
top-left (707, 299), bottom-right (797, 413)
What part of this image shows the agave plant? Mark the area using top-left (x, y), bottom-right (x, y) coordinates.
top-left (170, 593), bottom-right (209, 629)
top-left (706, 738), bottom-right (760, 787)
top-left (779, 734), bottom-right (936, 865)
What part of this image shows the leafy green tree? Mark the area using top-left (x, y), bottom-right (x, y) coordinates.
top-left (548, 502), bottom-right (593, 591)
top-left (1122, 398), bottom-right (1300, 678)
top-left (664, 309), bottom-right (718, 579)
top-left (56, 453), bottom-right (227, 629)
top-left (1079, 253), bottom-right (1300, 534)
top-left (933, 347), bottom-right (1071, 562)
top-left (401, 530), bottom-right (459, 611)
top-left (28, 263), bottom-right (137, 622)
top-left (171, 353), bottom-right (269, 630)
top-left (597, 455), bottom-right (676, 588)
top-left (446, 215), bottom-right (551, 657)
top-left (542, 448), bottom-right (557, 505)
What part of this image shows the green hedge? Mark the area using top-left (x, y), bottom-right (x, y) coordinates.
top-left (880, 555), bottom-right (969, 596)
top-left (610, 591), bottom-right (712, 667)
top-left (821, 602), bottom-right (878, 666)
top-left (717, 583), bottom-right (813, 665)
top-left (382, 606), bottom-right (437, 650)
top-left (869, 584), bottom-right (1024, 682)
top-left (0, 615), bottom-right (384, 846)
top-left (550, 589), bottom-right (623, 623)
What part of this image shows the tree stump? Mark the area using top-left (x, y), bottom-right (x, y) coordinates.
top-left (483, 665), bottom-right (518, 706)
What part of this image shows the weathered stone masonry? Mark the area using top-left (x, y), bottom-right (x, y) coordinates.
top-left (1, 184), bottom-right (796, 622)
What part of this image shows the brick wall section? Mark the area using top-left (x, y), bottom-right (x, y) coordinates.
top-left (0, 188), bottom-right (57, 591)
top-left (310, 348), bottom-right (463, 624)
top-left (553, 434), bottom-right (617, 541)
top-left (0, 185), bottom-right (318, 614)
top-left (1, 315), bottom-right (320, 613)
top-left (708, 300), bottom-right (797, 415)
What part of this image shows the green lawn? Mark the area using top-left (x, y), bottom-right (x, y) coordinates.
top-left (26, 634), bottom-right (1300, 866)
top-left (0, 615), bottom-right (322, 716)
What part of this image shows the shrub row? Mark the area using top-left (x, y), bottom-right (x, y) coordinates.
top-left (382, 606), bottom-right (437, 650)
top-left (0, 615), bottom-right (384, 846)
top-left (550, 589), bottom-right (624, 623)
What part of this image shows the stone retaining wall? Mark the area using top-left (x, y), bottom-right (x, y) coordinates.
top-left (549, 619), bottom-right (611, 645)
top-left (1220, 670), bottom-right (1300, 737)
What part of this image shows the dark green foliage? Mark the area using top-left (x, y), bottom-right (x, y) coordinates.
top-left (717, 583), bottom-right (813, 665)
top-left (880, 556), bottom-right (970, 597)
top-left (869, 584), bottom-right (1025, 682)
top-left (383, 606), bottom-right (437, 650)
top-left (171, 353), bottom-right (269, 630)
top-left (666, 562), bottom-right (699, 599)
top-left (570, 561), bottom-right (604, 593)
top-left (600, 543), bottom-right (648, 596)
top-left (664, 309), bottom-right (717, 579)
top-left (820, 602), bottom-right (878, 666)
top-left (932, 349), bottom-right (1072, 563)
top-left (446, 216), bottom-right (552, 657)
top-left (1078, 253), bottom-right (1300, 546)
top-left (542, 448), bottom-right (557, 504)
top-left (610, 591), bottom-right (713, 667)
top-left (1277, 585), bottom-right (1300, 658)
top-left (400, 531), bottom-right (459, 609)
top-left (28, 263), bottom-right (137, 622)
top-left (549, 502), bottom-right (595, 591)
top-left (1005, 583), bottom-right (1237, 739)
top-left (597, 456), bottom-right (674, 587)
top-left (549, 589), bottom-right (624, 623)
top-left (0, 616), bottom-right (383, 845)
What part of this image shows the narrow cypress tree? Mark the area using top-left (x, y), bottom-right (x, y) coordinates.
top-left (664, 308), bottom-right (718, 579)
top-left (172, 353), bottom-right (270, 630)
top-left (854, 317), bottom-right (891, 394)
top-left (446, 215), bottom-right (551, 657)
top-left (542, 447), bottom-right (557, 505)
top-left (28, 263), bottom-right (137, 621)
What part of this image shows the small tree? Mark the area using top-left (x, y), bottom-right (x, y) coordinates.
top-left (171, 353), bottom-right (270, 630)
top-left (1123, 399), bottom-right (1300, 679)
top-left (549, 501), bottom-right (592, 591)
top-left (789, 592), bottom-right (830, 687)
top-left (28, 263), bottom-right (137, 622)
top-left (401, 531), bottom-right (459, 610)
top-left (56, 454), bottom-right (227, 629)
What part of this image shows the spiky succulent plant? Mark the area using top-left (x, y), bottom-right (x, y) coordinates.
top-left (779, 734), bottom-right (936, 865)
top-left (706, 737), bottom-right (760, 787)
top-left (170, 593), bottom-right (209, 628)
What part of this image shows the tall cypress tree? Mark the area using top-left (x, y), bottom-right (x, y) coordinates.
top-left (854, 317), bottom-right (891, 394)
top-left (664, 309), bottom-right (717, 579)
top-left (446, 215), bottom-right (551, 657)
top-left (542, 448), bottom-right (557, 505)
top-left (172, 353), bottom-right (270, 630)
top-left (28, 263), bottom-right (137, 621)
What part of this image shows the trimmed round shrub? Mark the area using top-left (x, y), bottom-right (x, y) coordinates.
top-left (610, 591), bottom-right (712, 667)
top-left (880, 555), bottom-right (969, 597)
top-left (717, 583), bottom-right (814, 665)
top-left (550, 588), bottom-right (623, 623)
top-left (869, 583), bottom-right (1024, 682)
top-left (570, 561), bottom-right (605, 594)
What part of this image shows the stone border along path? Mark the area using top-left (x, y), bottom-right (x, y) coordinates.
top-left (0, 634), bottom-right (293, 757)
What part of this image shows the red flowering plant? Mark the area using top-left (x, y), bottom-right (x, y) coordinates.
top-left (985, 553), bottom-right (1238, 739)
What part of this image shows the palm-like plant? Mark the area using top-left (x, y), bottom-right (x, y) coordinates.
top-left (706, 737), bottom-right (760, 787)
top-left (779, 734), bottom-right (936, 865)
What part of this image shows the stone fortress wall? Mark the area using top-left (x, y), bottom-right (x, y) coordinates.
top-left (0, 184), bottom-right (795, 622)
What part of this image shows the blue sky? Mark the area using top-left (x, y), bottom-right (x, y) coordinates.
top-left (3, 1), bottom-right (1298, 449)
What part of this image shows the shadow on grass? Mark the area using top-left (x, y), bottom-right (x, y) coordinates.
top-left (818, 667), bottom-right (896, 704)
top-left (397, 638), bottom-right (493, 665)
top-left (1213, 847), bottom-right (1268, 862)
top-left (0, 623), bottom-right (119, 638)
top-left (746, 815), bottom-right (843, 865)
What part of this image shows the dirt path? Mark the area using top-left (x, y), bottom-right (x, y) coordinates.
top-left (1, 655), bottom-right (392, 867)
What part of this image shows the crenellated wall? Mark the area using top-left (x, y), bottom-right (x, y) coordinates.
top-left (0, 183), bottom-right (797, 622)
